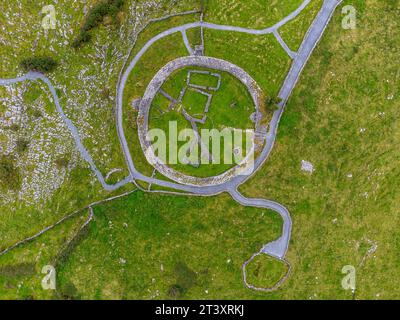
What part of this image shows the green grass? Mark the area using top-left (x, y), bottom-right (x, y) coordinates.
top-left (204, 30), bottom-right (291, 102)
top-left (0, 209), bottom-right (91, 300)
top-left (152, 93), bottom-right (172, 112)
top-left (240, 0), bottom-right (400, 299)
top-left (245, 254), bottom-right (289, 289)
top-left (56, 191), bottom-right (283, 299)
top-left (203, 0), bottom-right (304, 29)
top-left (121, 13), bottom-right (203, 185)
top-left (188, 72), bottom-right (219, 89)
top-left (2, 0), bottom-right (396, 301)
top-left (148, 67), bottom-right (256, 178)
top-left (186, 27), bottom-right (202, 48)
top-left (279, 0), bottom-right (324, 51)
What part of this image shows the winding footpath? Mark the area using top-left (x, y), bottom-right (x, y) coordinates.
top-left (0, 0), bottom-right (342, 291)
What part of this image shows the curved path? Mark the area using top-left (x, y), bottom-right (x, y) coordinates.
top-left (0, 73), bottom-right (132, 192)
top-left (229, 188), bottom-right (291, 259)
top-left (116, 0), bottom-right (342, 259)
top-left (0, 0), bottom-right (342, 291)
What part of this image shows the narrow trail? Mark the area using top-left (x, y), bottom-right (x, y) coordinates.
top-left (228, 188), bottom-right (291, 259)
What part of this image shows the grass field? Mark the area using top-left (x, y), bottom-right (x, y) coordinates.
top-left (0, 0), bottom-right (326, 299)
top-left (121, 1), bottom-right (301, 184)
top-left (55, 191), bottom-right (283, 300)
top-left (204, 30), bottom-right (291, 100)
top-left (239, 0), bottom-right (400, 299)
top-left (122, 14), bottom-right (201, 184)
top-left (279, 0), bottom-right (324, 51)
top-left (203, 0), bottom-right (304, 29)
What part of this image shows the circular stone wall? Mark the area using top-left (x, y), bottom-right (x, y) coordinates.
top-left (137, 56), bottom-right (265, 187)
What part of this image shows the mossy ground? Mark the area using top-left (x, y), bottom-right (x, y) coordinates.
top-left (240, 0), bottom-right (400, 299)
top-left (245, 254), bottom-right (289, 290)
